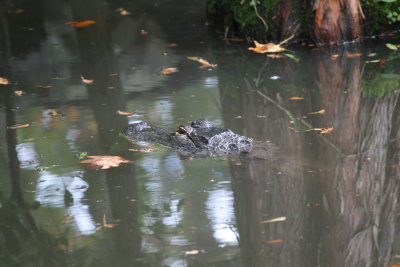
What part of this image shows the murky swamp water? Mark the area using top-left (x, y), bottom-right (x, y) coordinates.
top-left (1, 0), bottom-right (400, 266)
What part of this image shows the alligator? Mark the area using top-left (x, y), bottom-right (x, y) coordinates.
top-left (125, 119), bottom-right (278, 158)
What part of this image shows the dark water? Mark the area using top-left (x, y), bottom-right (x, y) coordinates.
top-left (1, 1), bottom-right (400, 266)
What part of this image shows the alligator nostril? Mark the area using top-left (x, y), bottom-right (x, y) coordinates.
top-left (240, 140), bottom-right (251, 145)
top-left (228, 144), bottom-right (238, 150)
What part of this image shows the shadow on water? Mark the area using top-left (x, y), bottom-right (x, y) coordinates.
top-left (1, 0), bottom-right (400, 266)
top-left (217, 46), bottom-right (400, 266)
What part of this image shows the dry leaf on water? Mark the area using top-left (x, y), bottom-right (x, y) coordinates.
top-left (117, 110), bottom-right (134, 116)
top-left (80, 76), bottom-right (93, 85)
top-left (108, 73), bottom-right (119, 77)
top-left (308, 109), bottom-right (325, 115)
top-left (8, 9), bottom-right (26, 14)
top-left (161, 67), bottom-right (178, 75)
top-left (345, 52), bottom-right (362, 58)
top-left (169, 43), bottom-right (177, 47)
top-left (249, 35), bottom-right (294, 54)
top-left (140, 29), bottom-right (148, 35)
top-left (187, 57), bottom-right (218, 68)
top-left (35, 84), bottom-right (54, 88)
top-left (129, 148), bottom-right (154, 152)
top-left (65, 20), bottom-right (96, 28)
top-left (330, 54), bottom-right (339, 60)
top-left (263, 239), bottom-right (284, 245)
top-left (116, 8), bottom-right (130, 15)
top-left (289, 96), bottom-right (304, 100)
top-left (14, 90), bottom-right (24, 96)
top-left (260, 216), bottom-right (287, 224)
top-left (0, 77), bottom-right (10, 85)
top-left (185, 250), bottom-right (199, 255)
top-left (80, 155), bottom-right (130, 169)
top-left (97, 214), bottom-right (118, 231)
top-left (7, 123), bottom-right (31, 129)
top-left (305, 127), bottom-right (333, 134)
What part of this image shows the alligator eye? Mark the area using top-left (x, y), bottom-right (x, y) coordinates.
top-left (177, 126), bottom-right (187, 135)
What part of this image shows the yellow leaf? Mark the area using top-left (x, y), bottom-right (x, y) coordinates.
top-left (289, 97), bottom-right (304, 100)
top-left (80, 155), bottom-right (130, 169)
top-left (161, 67), bottom-right (178, 75)
top-left (65, 20), bottom-right (96, 28)
top-left (308, 109), bottom-right (326, 115)
top-left (260, 216), bottom-right (287, 224)
top-left (7, 123), bottom-right (31, 129)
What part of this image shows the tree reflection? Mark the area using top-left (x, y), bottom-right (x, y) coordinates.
top-left (217, 48), bottom-right (400, 266)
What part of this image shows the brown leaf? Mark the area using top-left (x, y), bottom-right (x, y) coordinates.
top-left (305, 127), bottom-right (333, 134)
top-left (289, 97), bottom-right (304, 100)
top-left (221, 37), bottom-right (245, 42)
top-left (140, 29), bottom-right (148, 35)
top-left (330, 54), bottom-right (339, 60)
top-left (7, 9), bottom-right (26, 14)
top-left (116, 8), bottom-right (130, 15)
top-left (249, 40), bottom-right (287, 54)
top-left (0, 77), bottom-right (10, 85)
top-left (8, 123), bottom-right (31, 129)
top-left (102, 214), bottom-right (118, 228)
top-left (161, 67), bottom-right (178, 75)
top-left (117, 110), bottom-right (134, 116)
top-left (263, 239), bottom-right (284, 245)
top-left (35, 84), bottom-right (54, 88)
top-left (108, 73), bottom-right (119, 77)
top-left (169, 43), bottom-right (177, 47)
top-left (14, 90), bottom-right (24, 96)
top-left (80, 76), bottom-right (93, 85)
top-left (345, 52), bottom-right (362, 58)
top-left (308, 109), bottom-right (325, 115)
top-left (65, 20), bottom-right (96, 28)
top-left (80, 155), bottom-right (130, 169)
top-left (187, 57), bottom-right (217, 68)
top-left (129, 148), bottom-right (154, 152)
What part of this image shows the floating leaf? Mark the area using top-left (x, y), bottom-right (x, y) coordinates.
top-left (187, 57), bottom-right (217, 68)
top-left (117, 110), bottom-right (134, 116)
top-left (185, 250), bottom-right (199, 255)
top-left (65, 20), bottom-right (96, 28)
top-left (289, 96), bottom-right (304, 100)
top-left (305, 127), bottom-right (333, 134)
top-left (80, 76), bottom-right (93, 85)
top-left (260, 216), bottom-right (287, 224)
top-left (116, 8), bottom-right (130, 15)
top-left (14, 90), bottom-right (24, 96)
top-left (330, 54), bottom-right (339, 60)
top-left (7, 123), bottom-right (31, 129)
top-left (365, 59), bottom-right (381, 63)
top-left (249, 35), bottom-right (294, 54)
top-left (161, 67), bottom-right (178, 75)
top-left (308, 109), bottom-right (325, 115)
top-left (96, 214), bottom-right (118, 231)
top-left (35, 84), bottom-right (54, 88)
top-left (263, 239), bottom-right (284, 244)
top-left (7, 9), bottom-right (26, 14)
top-left (367, 53), bottom-right (377, 57)
top-left (140, 29), bottom-right (148, 35)
top-left (52, 77), bottom-right (65, 80)
top-left (80, 155), bottom-right (130, 169)
top-left (386, 43), bottom-right (398, 51)
top-left (129, 148), bottom-right (154, 152)
top-left (108, 73), bottom-right (119, 77)
top-left (345, 52), bottom-right (362, 58)
top-left (0, 77), bottom-right (9, 85)
top-left (169, 43), bottom-right (178, 47)
top-left (221, 37), bottom-right (245, 42)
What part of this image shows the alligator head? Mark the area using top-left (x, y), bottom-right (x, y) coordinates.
top-left (125, 119), bottom-right (253, 153)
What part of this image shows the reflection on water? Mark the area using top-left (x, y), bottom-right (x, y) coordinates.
top-left (0, 0), bottom-right (400, 266)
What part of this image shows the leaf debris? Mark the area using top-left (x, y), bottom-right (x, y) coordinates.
top-left (117, 110), bottom-right (134, 116)
top-left (187, 57), bottom-right (218, 68)
top-left (7, 123), bottom-right (31, 129)
top-left (80, 76), bottom-right (93, 85)
top-left (263, 239), bottom-right (284, 244)
top-left (129, 148), bottom-right (154, 152)
top-left (289, 97), bottom-right (304, 100)
top-left (80, 155), bottom-right (130, 169)
top-left (161, 67), bottom-right (178, 75)
top-left (260, 216), bottom-right (287, 224)
top-left (65, 20), bottom-right (96, 28)
top-left (308, 109), bottom-right (325, 115)
top-left (0, 77), bottom-right (10, 85)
